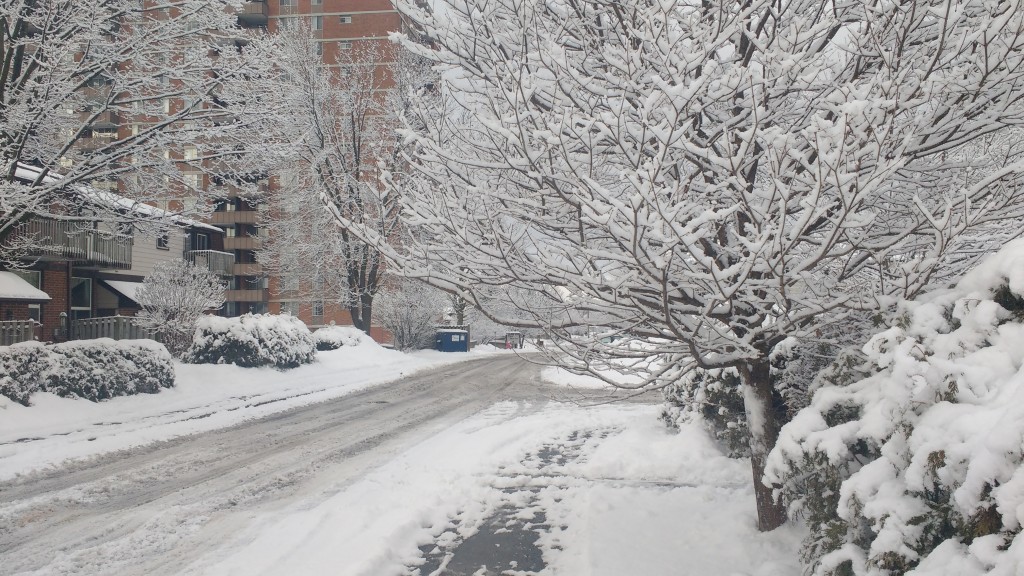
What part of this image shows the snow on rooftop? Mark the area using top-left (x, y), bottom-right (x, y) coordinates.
top-left (13, 164), bottom-right (222, 233)
top-left (0, 271), bottom-right (51, 301)
top-left (102, 280), bottom-right (144, 304)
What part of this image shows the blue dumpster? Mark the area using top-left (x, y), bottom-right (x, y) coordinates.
top-left (436, 329), bottom-right (470, 352)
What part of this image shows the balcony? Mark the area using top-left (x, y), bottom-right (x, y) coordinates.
top-left (209, 210), bottom-right (259, 225)
top-left (237, 1), bottom-right (268, 27)
top-left (184, 249), bottom-right (234, 276)
top-left (225, 288), bottom-right (267, 303)
top-left (224, 236), bottom-right (261, 250)
top-left (9, 218), bottom-right (133, 269)
top-left (232, 262), bottom-right (261, 276)
top-left (89, 110), bottom-right (120, 129)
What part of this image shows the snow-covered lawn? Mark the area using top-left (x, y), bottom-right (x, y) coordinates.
top-left (0, 341), bottom-right (505, 481)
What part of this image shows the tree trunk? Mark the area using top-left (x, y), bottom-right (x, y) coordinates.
top-left (349, 293), bottom-right (374, 336)
top-left (739, 358), bottom-right (787, 532)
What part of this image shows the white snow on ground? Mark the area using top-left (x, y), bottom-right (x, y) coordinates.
top-left (3, 341), bottom-right (803, 575)
top-left (163, 357), bottom-right (798, 576)
top-left (0, 341), bottom-right (506, 481)
top-left (541, 366), bottom-right (614, 389)
top-left (185, 402), bottom-right (802, 576)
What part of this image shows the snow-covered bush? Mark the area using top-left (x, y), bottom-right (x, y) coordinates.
top-left (0, 339), bottom-right (174, 404)
top-left (45, 339), bottom-right (175, 401)
top-left (662, 369), bottom-right (751, 458)
top-left (767, 240), bottom-right (1024, 576)
top-left (0, 341), bottom-right (51, 406)
top-left (313, 324), bottom-right (365, 351)
top-left (133, 259), bottom-right (226, 357)
top-left (183, 313), bottom-right (316, 369)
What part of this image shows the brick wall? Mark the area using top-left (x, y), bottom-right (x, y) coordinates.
top-left (40, 264), bottom-right (70, 342)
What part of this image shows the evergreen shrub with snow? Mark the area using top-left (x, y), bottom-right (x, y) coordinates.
top-left (0, 341), bottom-right (51, 406)
top-left (183, 313), bottom-right (316, 369)
top-left (662, 369), bottom-right (751, 458)
top-left (313, 324), bottom-right (365, 351)
top-left (0, 339), bottom-right (174, 405)
top-left (766, 241), bottom-right (1024, 576)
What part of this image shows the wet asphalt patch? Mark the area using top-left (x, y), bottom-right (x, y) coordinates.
top-left (406, 429), bottom-right (615, 576)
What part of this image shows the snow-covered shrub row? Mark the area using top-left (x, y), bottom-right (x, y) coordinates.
top-left (766, 240), bottom-right (1024, 576)
top-left (313, 324), bottom-right (365, 351)
top-left (183, 313), bottom-right (316, 369)
top-left (0, 339), bottom-right (174, 405)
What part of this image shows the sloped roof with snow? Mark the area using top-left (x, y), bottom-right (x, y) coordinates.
top-left (13, 164), bottom-right (222, 233)
top-left (0, 272), bottom-right (51, 301)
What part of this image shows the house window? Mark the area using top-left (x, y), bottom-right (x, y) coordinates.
top-left (70, 277), bottom-right (92, 321)
top-left (316, 42), bottom-right (323, 56)
top-left (13, 270), bottom-right (42, 322)
top-left (279, 16), bottom-right (297, 30)
top-left (184, 146), bottom-right (198, 160)
top-left (194, 233), bottom-right (209, 251)
top-left (339, 15), bottom-right (352, 23)
top-left (312, 15), bottom-right (322, 30)
top-left (312, 0), bottom-right (321, 5)
top-left (280, 301), bottom-right (299, 315)
top-left (280, 0), bottom-right (294, 5)
top-left (157, 230), bottom-right (169, 250)
top-left (339, 41), bottom-right (352, 50)
top-left (312, 301), bottom-right (324, 318)
top-left (184, 173), bottom-right (201, 190)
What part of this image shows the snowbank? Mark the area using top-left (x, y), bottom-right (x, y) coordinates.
top-left (0, 340), bottom-right (499, 481)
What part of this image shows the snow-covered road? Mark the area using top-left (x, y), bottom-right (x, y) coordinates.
top-left (0, 355), bottom-right (551, 576)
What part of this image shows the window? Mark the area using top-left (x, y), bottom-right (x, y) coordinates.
top-left (163, 97), bottom-right (171, 114)
top-left (339, 41), bottom-right (352, 50)
top-left (312, 301), bottom-right (324, 317)
top-left (316, 42), bottom-right (323, 56)
top-left (157, 230), bottom-right (169, 250)
top-left (13, 271), bottom-right (42, 322)
top-left (311, 0), bottom-right (321, 5)
top-left (339, 15), bottom-right (352, 23)
top-left (312, 15), bottom-right (322, 30)
top-left (184, 173), bottom-right (201, 190)
top-left (280, 0), bottom-right (294, 5)
top-left (193, 233), bottom-right (209, 251)
top-left (184, 146), bottom-right (198, 160)
top-left (280, 301), bottom-right (299, 316)
top-left (71, 277), bottom-right (92, 321)
top-left (279, 16), bottom-right (297, 30)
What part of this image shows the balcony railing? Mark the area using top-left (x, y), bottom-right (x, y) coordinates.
top-left (224, 235), bottom-right (261, 250)
top-left (10, 218), bottom-right (133, 269)
top-left (184, 249), bottom-right (234, 276)
top-left (237, 1), bottom-right (268, 26)
top-left (225, 288), bottom-right (268, 303)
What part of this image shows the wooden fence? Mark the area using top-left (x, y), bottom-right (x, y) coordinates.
top-left (72, 316), bottom-right (155, 341)
top-left (0, 320), bottom-right (38, 346)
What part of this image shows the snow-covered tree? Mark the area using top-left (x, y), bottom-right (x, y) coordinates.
top-left (222, 29), bottom-right (427, 335)
top-left (375, 276), bottom-right (446, 350)
top-left (767, 239), bottom-right (1024, 576)
top-left (0, 0), bottom-right (259, 262)
top-left (336, 0), bottom-right (1024, 530)
top-left (133, 259), bottom-right (226, 356)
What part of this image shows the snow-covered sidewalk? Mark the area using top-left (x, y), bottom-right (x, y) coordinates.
top-left (185, 401), bottom-right (803, 576)
top-left (0, 342), bottom-right (506, 481)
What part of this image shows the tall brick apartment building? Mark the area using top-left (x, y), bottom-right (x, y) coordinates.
top-left (228, 0), bottom-right (399, 342)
